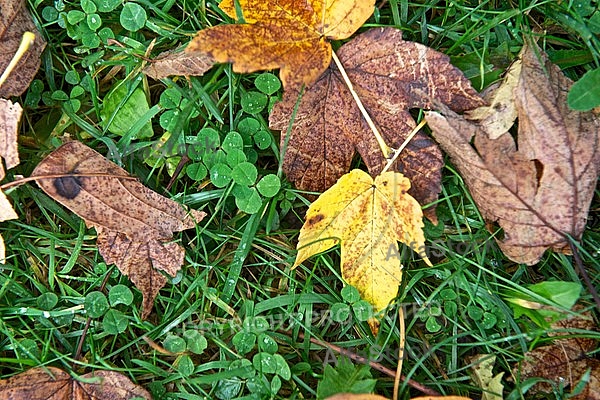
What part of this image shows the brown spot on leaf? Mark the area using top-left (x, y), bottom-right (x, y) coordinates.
top-left (53, 175), bottom-right (82, 199)
top-left (306, 213), bottom-right (325, 226)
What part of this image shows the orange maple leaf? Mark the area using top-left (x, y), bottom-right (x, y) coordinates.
top-left (185, 0), bottom-right (374, 89)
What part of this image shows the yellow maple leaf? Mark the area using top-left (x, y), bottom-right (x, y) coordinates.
top-left (294, 169), bottom-right (431, 313)
top-left (185, 0), bottom-right (375, 89)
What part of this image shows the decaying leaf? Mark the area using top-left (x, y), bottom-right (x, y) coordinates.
top-left (294, 169), bottom-right (431, 314)
top-left (514, 308), bottom-right (599, 399)
top-left (0, 98), bottom-right (21, 176)
top-left (186, 0), bottom-right (375, 89)
top-left (426, 40), bottom-right (600, 265)
top-left (0, 98), bottom-right (22, 262)
top-left (466, 60), bottom-right (521, 140)
top-left (31, 141), bottom-right (206, 318)
top-left (469, 354), bottom-right (504, 400)
top-left (0, 366), bottom-right (151, 399)
top-left (143, 48), bottom-right (216, 80)
top-left (270, 28), bottom-right (485, 221)
top-left (0, 0), bottom-right (46, 97)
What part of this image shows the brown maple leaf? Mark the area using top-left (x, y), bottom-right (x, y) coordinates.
top-left (270, 28), bottom-right (485, 221)
top-left (185, 0), bottom-right (375, 89)
top-left (0, 0), bottom-right (46, 97)
top-left (426, 40), bottom-right (600, 265)
top-left (31, 141), bottom-right (206, 318)
top-left (0, 366), bottom-right (151, 399)
top-left (514, 308), bottom-right (599, 399)
top-left (143, 48), bottom-right (216, 80)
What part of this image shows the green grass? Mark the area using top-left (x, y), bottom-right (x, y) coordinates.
top-left (1, 0), bottom-right (600, 399)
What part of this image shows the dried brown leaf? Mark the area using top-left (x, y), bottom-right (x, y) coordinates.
top-left (31, 141), bottom-right (206, 317)
top-left (0, 98), bottom-right (22, 262)
top-left (0, 98), bottom-right (21, 178)
top-left (466, 60), bottom-right (521, 139)
top-left (514, 308), bottom-right (599, 399)
top-left (0, 0), bottom-right (46, 97)
top-left (270, 28), bottom-right (484, 221)
top-left (426, 40), bottom-right (600, 265)
top-left (143, 48), bottom-right (216, 80)
top-left (0, 366), bottom-right (151, 399)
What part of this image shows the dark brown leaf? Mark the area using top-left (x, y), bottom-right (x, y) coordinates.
top-left (426, 40), bottom-right (600, 265)
top-left (0, 0), bottom-right (46, 97)
top-left (31, 141), bottom-right (206, 318)
top-left (269, 27), bottom-right (485, 221)
top-left (143, 48), bottom-right (216, 80)
top-left (0, 366), bottom-right (151, 399)
top-left (514, 309), bottom-right (599, 399)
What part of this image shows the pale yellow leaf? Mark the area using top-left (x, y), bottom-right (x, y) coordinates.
top-left (466, 60), bottom-right (521, 139)
top-left (469, 354), bottom-right (504, 400)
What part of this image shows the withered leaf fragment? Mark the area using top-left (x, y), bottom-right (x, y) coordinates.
top-left (0, 0), bottom-right (46, 97)
top-left (426, 41), bottom-right (600, 265)
top-left (270, 28), bottom-right (485, 221)
top-left (143, 48), bottom-right (216, 80)
top-left (0, 98), bottom-right (22, 262)
top-left (515, 308), bottom-right (599, 399)
top-left (31, 141), bottom-right (206, 318)
top-left (0, 366), bottom-right (151, 399)
top-left (186, 0), bottom-right (375, 89)
top-left (0, 98), bottom-right (21, 175)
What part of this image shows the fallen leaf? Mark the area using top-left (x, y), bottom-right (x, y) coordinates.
top-left (469, 354), bottom-right (504, 400)
top-left (294, 169), bottom-right (431, 314)
top-left (426, 40), bottom-right (600, 265)
top-left (0, 0), bottom-right (46, 97)
top-left (186, 0), bottom-right (375, 89)
top-left (143, 48), bottom-right (216, 80)
top-left (0, 366), bottom-right (151, 399)
top-left (31, 141), bottom-right (206, 318)
top-left (466, 60), bottom-right (521, 140)
top-left (0, 98), bottom-right (22, 262)
top-left (0, 98), bottom-right (21, 176)
top-left (270, 28), bottom-right (485, 221)
top-left (514, 308), bottom-right (599, 399)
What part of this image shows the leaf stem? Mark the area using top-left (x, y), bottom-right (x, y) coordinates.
top-left (331, 51), bottom-right (392, 159)
top-left (381, 119), bottom-right (427, 174)
top-left (0, 173), bottom-right (139, 192)
top-left (0, 32), bottom-right (36, 90)
top-left (393, 306), bottom-right (405, 400)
